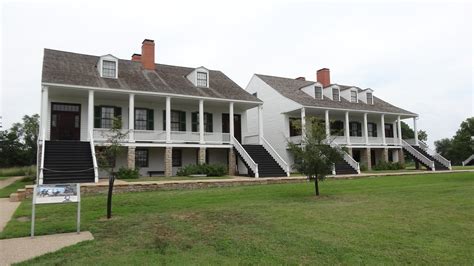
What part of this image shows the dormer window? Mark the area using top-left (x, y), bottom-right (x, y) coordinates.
top-left (197, 72), bottom-right (208, 87)
top-left (367, 92), bottom-right (373, 104)
top-left (315, 86), bottom-right (323, 99)
top-left (98, 54), bottom-right (118, 79)
top-left (102, 60), bottom-right (117, 78)
top-left (332, 88), bottom-right (340, 101)
top-left (350, 91), bottom-right (358, 103)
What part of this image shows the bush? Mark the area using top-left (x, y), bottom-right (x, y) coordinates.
top-left (373, 161), bottom-right (405, 171)
top-left (177, 164), bottom-right (227, 177)
top-left (359, 163), bottom-right (368, 172)
top-left (0, 165), bottom-right (36, 177)
top-left (116, 167), bottom-right (140, 179)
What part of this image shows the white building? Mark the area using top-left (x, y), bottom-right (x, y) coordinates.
top-left (245, 68), bottom-right (451, 174)
top-left (38, 39), bottom-right (289, 184)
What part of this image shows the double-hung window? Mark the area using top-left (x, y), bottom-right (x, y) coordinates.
top-left (330, 120), bottom-right (344, 136)
top-left (163, 110), bottom-right (186, 131)
top-left (368, 123), bottom-right (377, 137)
top-left (351, 91), bottom-right (357, 103)
top-left (349, 122), bottom-right (362, 136)
top-left (289, 118), bottom-right (302, 137)
top-left (197, 72), bottom-right (208, 87)
top-left (367, 93), bottom-right (373, 104)
top-left (135, 149), bottom-right (149, 168)
top-left (314, 87), bottom-right (322, 99)
top-left (102, 60), bottom-right (116, 78)
top-left (94, 106), bottom-right (121, 129)
top-left (172, 149), bottom-right (182, 166)
top-left (192, 112), bottom-right (213, 132)
top-left (135, 108), bottom-right (154, 130)
top-left (385, 123), bottom-right (394, 138)
top-left (332, 88), bottom-right (340, 101)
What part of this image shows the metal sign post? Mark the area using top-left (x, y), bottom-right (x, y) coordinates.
top-left (31, 183), bottom-right (81, 238)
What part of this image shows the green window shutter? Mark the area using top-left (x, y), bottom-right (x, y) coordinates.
top-left (180, 111), bottom-right (186, 131)
top-left (162, 110), bottom-right (166, 130)
top-left (94, 106), bottom-right (101, 128)
top-left (147, 109), bottom-right (154, 130)
top-left (191, 112), bottom-right (198, 132)
top-left (206, 113), bottom-right (213, 132)
top-left (114, 107), bottom-right (122, 118)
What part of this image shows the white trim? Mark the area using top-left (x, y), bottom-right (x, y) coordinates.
top-left (229, 102), bottom-right (234, 143)
top-left (96, 142), bottom-right (233, 148)
top-left (98, 55), bottom-right (118, 79)
top-left (42, 82), bottom-right (263, 105)
top-left (199, 99), bottom-right (204, 144)
top-left (381, 114), bottom-right (386, 145)
top-left (87, 90), bottom-right (94, 140)
top-left (300, 105), bottom-right (418, 118)
top-left (129, 94), bottom-right (135, 142)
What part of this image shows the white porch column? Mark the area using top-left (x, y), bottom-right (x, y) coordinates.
top-left (413, 117), bottom-right (418, 145)
top-left (392, 121), bottom-right (397, 143)
top-left (129, 94), bottom-right (135, 142)
top-left (199, 99), bottom-right (204, 144)
top-left (397, 116), bottom-right (402, 145)
top-left (381, 114), bottom-right (386, 145)
top-left (41, 86), bottom-right (49, 139)
top-left (229, 102), bottom-right (234, 143)
top-left (325, 110), bottom-right (330, 139)
top-left (301, 107), bottom-right (306, 140)
top-left (363, 113), bottom-right (368, 145)
top-left (166, 97), bottom-right (171, 143)
top-left (258, 104), bottom-right (263, 144)
top-left (87, 90), bottom-right (94, 140)
top-left (345, 111), bottom-right (350, 145)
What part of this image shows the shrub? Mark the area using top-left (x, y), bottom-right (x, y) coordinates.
top-left (359, 163), bottom-right (368, 172)
top-left (116, 167), bottom-right (140, 179)
top-left (373, 161), bottom-right (405, 171)
top-left (0, 165), bottom-right (36, 177)
top-left (177, 164), bottom-right (227, 177)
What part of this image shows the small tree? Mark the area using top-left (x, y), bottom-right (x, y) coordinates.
top-left (288, 117), bottom-right (343, 196)
top-left (96, 117), bottom-right (128, 219)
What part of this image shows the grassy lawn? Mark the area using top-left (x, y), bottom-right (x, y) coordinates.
top-left (2, 172), bottom-right (473, 264)
top-left (0, 177), bottom-right (34, 198)
top-left (453, 165), bottom-right (474, 170)
top-left (122, 175), bottom-right (233, 182)
top-left (0, 165), bottom-right (36, 177)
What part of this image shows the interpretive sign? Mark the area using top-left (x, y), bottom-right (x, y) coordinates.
top-left (31, 183), bottom-right (81, 237)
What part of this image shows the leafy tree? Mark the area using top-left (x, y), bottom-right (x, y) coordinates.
top-left (0, 114), bottom-right (39, 167)
top-left (288, 117), bottom-right (343, 196)
top-left (96, 117), bottom-right (128, 219)
top-left (401, 121), bottom-right (427, 141)
top-left (435, 117), bottom-right (474, 165)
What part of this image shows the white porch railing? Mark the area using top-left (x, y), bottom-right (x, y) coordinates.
top-left (38, 128), bottom-right (46, 185)
top-left (350, 137), bottom-right (366, 145)
top-left (401, 139), bottom-right (435, 171)
top-left (93, 128), bottom-right (129, 142)
top-left (232, 136), bottom-right (259, 178)
top-left (289, 135), bottom-right (401, 146)
top-left (170, 131), bottom-right (200, 142)
top-left (418, 140), bottom-right (452, 170)
top-left (288, 135), bottom-right (302, 144)
top-left (261, 137), bottom-right (290, 176)
top-left (243, 134), bottom-right (260, 145)
top-left (134, 130), bottom-right (166, 142)
top-left (462, 154), bottom-right (474, 166)
top-left (89, 131), bottom-right (99, 182)
top-left (204, 132), bottom-right (231, 143)
top-left (404, 138), bottom-right (418, 146)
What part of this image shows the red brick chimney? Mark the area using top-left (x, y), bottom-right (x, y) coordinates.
top-left (141, 39), bottom-right (155, 70)
top-left (317, 68), bottom-right (330, 87)
top-left (295, 77), bottom-right (306, 81)
top-left (131, 53), bottom-right (142, 62)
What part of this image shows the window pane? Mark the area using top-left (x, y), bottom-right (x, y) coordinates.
top-left (102, 60), bottom-right (116, 78)
top-left (197, 72), bottom-right (207, 87)
top-left (351, 91), bottom-right (357, 102)
top-left (367, 93), bottom-right (373, 104)
top-left (135, 149), bottom-right (148, 168)
top-left (315, 87), bottom-right (322, 99)
top-left (172, 149), bottom-right (182, 166)
top-left (332, 89), bottom-right (339, 100)
top-left (135, 109), bottom-right (148, 130)
top-left (101, 107), bottom-right (114, 128)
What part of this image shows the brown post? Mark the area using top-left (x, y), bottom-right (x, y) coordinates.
top-left (127, 147), bottom-right (136, 169)
top-left (228, 148), bottom-right (236, 176)
top-left (398, 148), bottom-right (405, 164)
top-left (199, 147), bottom-right (206, 165)
top-left (382, 148), bottom-right (389, 162)
top-left (366, 148), bottom-right (372, 170)
top-left (165, 147), bottom-right (173, 176)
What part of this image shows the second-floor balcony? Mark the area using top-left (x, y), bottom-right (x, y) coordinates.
top-left (93, 128), bottom-right (231, 144)
top-left (288, 135), bottom-right (401, 146)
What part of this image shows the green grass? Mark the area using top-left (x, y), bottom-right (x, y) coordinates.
top-left (453, 165), bottom-right (474, 170)
top-left (0, 165), bottom-right (36, 177)
top-left (2, 172), bottom-right (473, 265)
top-left (124, 175), bottom-right (233, 182)
top-left (0, 177), bottom-right (34, 198)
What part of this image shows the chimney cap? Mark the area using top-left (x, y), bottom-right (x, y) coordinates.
top-left (132, 53), bottom-right (142, 56)
top-left (142, 39), bottom-right (154, 44)
top-left (317, 68), bottom-right (330, 72)
top-left (295, 77), bottom-right (306, 81)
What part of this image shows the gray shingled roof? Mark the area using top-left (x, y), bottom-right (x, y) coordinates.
top-left (256, 74), bottom-right (416, 115)
top-left (42, 49), bottom-right (261, 102)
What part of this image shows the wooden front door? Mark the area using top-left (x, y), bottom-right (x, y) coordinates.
top-left (222, 113), bottom-right (242, 142)
top-left (51, 103), bottom-right (81, 141)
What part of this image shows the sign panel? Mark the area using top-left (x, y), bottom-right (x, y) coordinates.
top-left (34, 184), bottom-right (79, 204)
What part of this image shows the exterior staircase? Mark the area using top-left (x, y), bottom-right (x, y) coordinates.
top-left (241, 145), bottom-right (287, 177)
top-left (335, 160), bottom-right (359, 175)
top-left (401, 139), bottom-right (451, 171)
top-left (42, 141), bottom-right (96, 184)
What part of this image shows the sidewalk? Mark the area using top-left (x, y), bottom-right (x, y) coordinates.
top-left (0, 232), bottom-right (94, 265)
top-left (0, 176), bottom-right (23, 189)
top-left (0, 199), bottom-right (20, 232)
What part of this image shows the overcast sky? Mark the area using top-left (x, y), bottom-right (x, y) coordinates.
top-left (1, 0), bottom-right (472, 146)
